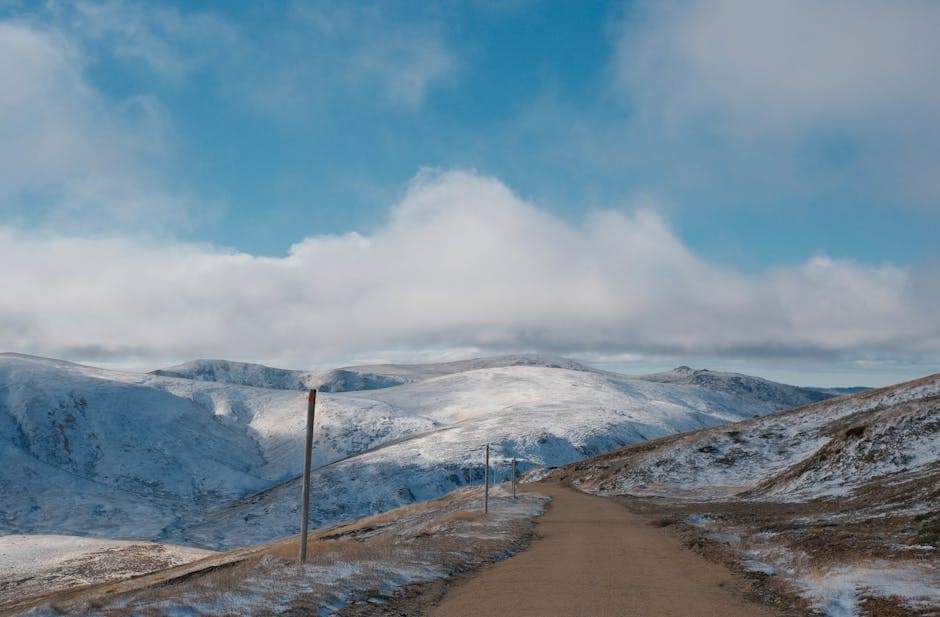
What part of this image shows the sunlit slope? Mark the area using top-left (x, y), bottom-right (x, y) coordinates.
top-left (162, 365), bottom-right (830, 548)
top-left (556, 372), bottom-right (940, 499)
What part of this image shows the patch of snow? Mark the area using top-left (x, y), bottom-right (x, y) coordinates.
top-left (0, 534), bottom-right (213, 603)
top-left (686, 514), bottom-right (715, 526)
top-left (799, 562), bottom-right (940, 616)
top-left (742, 559), bottom-right (779, 575)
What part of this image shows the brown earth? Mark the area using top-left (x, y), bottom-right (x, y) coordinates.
top-left (432, 483), bottom-right (780, 617)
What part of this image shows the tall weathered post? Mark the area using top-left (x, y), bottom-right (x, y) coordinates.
top-left (484, 444), bottom-right (490, 515)
top-left (511, 457), bottom-right (517, 499)
top-left (299, 389), bottom-right (317, 563)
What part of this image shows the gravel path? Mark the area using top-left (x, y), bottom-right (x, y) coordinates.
top-left (432, 483), bottom-right (778, 617)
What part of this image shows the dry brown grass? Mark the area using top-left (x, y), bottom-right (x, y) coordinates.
top-left (598, 465), bottom-right (940, 617)
top-left (416, 510), bottom-right (485, 535)
top-left (11, 486), bottom-right (547, 617)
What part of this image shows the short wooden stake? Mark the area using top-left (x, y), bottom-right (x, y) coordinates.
top-left (299, 389), bottom-right (317, 564)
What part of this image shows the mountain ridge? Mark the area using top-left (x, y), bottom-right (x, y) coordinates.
top-left (0, 352), bottom-right (843, 549)
top-left (150, 353), bottom-right (594, 392)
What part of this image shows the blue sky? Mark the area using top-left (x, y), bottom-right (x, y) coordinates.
top-left (1, 0), bottom-right (938, 385)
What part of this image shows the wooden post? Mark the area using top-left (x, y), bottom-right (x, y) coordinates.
top-left (299, 389), bottom-right (317, 564)
top-left (484, 444), bottom-right (490, 515)
top-left (511, 457), bottom-right (517, 499)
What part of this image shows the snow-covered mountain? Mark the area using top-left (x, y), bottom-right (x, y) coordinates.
top-left (636, 365), bottom-right (834, 410)
top-left (151, 354), bottom-right (592, 392)
top-left (153, 359), bottom-right (321, 390)
top-left (151, 359), bottom-right (403, 392)
top-left (556, 372), bottom-right (940, 499)
top-left (1, 352), bottom-right (839, 550)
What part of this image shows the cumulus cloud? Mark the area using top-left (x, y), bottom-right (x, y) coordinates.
top-left (1, 170), bottom-right (936, 369)
top-left (613, 0), bottom-right (940, 204)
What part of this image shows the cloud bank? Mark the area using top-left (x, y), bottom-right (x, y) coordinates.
top-left (1, 170), bottom-right (936, 371)
top-left (613, 0), bottom-right (940, 205)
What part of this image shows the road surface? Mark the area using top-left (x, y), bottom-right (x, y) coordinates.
top-left (432, 483), bottom-right (777, 617)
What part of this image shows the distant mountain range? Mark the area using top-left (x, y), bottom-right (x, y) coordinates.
top-left (151, 354), bottom-right (593, 392)
top-left (1, 352), bottom-right (849, 550)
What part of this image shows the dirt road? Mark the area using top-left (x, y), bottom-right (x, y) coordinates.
top-left (432, 483), bottom-right (777, 617)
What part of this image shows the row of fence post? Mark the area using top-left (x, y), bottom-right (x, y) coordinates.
top-left (298, 388), bottom-right (521, 563)
top-left (468, 454), bottom-right (519, 488)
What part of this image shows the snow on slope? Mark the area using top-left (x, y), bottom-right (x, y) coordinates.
top-left (333, 354), bottom-right (593, 384)
top-left (151, 354), bottom-right (592, 392)
top-left (746, 397), bottom-right (940, 499)
top-left (636, 366), bottom-right (833, 411)
top-left (0, 535), bottom-right (213, 604)
top-left (161, 365), bottom-right (829, 548)
top-left (559, 372), bottom-right (940, 499)
top-left (0, 354), bottom-right (268, 539)
top-left (152, 359), bottom-right (403, 392)
top-left (0, 354), bottom-right (433, 541)
top-left (1, 352), bottom-right (835, 551)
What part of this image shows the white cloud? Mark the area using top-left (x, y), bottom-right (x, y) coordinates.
top-left (1, 170), bottom-right (935, 369)
top-left (615, 0), bottom-right (940, 131)
top-left (0, 19), bottom-right (192, 230)
top-left (613, 0), bottom-right (940, 204)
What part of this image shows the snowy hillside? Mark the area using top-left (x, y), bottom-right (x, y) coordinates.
top-left (0, 535), bottom-right (213, 605)
top-left (152, 359), bottom-right (402, 393)
top-left (328, 354), bottom-right (593, 384)
top-left (636, 365), bottom-right (833, 411)
top-left (1, 352), bottom-right (837, 551)
top-left (559, 372), bottom-right (940, 499)
top-left (153, 359), bottom-right (320, 390)
top-left (165, 364), bottom-right (826, 548)
top-left (151, 354), bottom-right (592, 392)
top-left (0, 354), bottom-right (434, 542)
